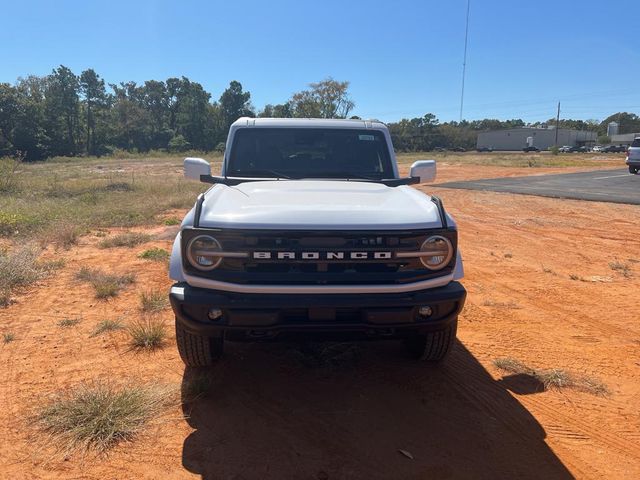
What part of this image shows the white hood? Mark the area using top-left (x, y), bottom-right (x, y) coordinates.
top-left (197, 180), bottom-right (444, 230)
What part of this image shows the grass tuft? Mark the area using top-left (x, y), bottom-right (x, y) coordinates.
top-left (91, 319), bottom-right (125, 337)
top-left (0, 244), bottom-right (62, 307)
top-left (3, 332), bottom-right (16, 344)
top-left (36, 382), bottom-right (176, 454)
top-left (163, 217), bottom-right (180, 226)
top-left (75, 267), bottom-right (135, 299)
top-left (128, 317), bottom-right (167, 350)
top-left (139, 290), bottom-right (168, 313)
top-left (609, 260), bottom-right (632, 278)
top-left (58, 317), bottom-right (81, 328)
top-left (42, 222), bottom-right (82, 250)
top-left (99, 232), bottom-right (151, 249)
top-left (493, 357), bottom-right (609, 396)
top-left (138, 247), bottom-right (169, 262)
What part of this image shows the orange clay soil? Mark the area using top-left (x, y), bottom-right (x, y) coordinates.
top-left (1, 164), bottom-right (639, 479)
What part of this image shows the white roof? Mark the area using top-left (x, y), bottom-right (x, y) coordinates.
top-left (231, 117), bottom-right (387, 129)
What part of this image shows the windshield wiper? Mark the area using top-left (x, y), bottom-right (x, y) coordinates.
top-left (230, 170), bottom-right (293, 179)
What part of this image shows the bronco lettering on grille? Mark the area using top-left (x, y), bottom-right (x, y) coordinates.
top-left (252, 251), bottom-right (393, 260)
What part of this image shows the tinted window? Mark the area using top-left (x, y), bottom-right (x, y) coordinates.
top-left (632, 138), bottom-right (640, 147)
top-left (227, 128), bottom-right (393, 179)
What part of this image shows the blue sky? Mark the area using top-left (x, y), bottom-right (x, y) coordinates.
top-left (1, 0), bottom-right (639, 123)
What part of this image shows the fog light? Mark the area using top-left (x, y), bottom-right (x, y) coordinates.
top-left (208, 308), bottom-right (223, 320)
top-left (418, 306), bottom-right (433, 317)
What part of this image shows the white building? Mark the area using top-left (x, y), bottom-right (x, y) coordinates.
top-left (477, 127), bottom-right (597, 151)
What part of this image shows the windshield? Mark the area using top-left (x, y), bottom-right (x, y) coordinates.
top-left (632, 138), bottom-right (640, 147)
top-left (227, 128), bottom-right (394, 179)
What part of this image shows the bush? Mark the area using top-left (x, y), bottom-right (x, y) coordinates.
top-left (91, 318), bottom-right (125, 337)
top-left (548, 145), bottom-right (559, 156)
top-left (139, 290), bottom-right (168, 312)
top-left (138, 247), bottom-right (169, 262)
top-left (128, 317), bottom-right (167, 350)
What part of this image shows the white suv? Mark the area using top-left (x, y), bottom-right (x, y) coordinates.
top-left (627, 137), bottom-right (640, 174)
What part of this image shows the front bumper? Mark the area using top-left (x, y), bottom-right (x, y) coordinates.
top-left (169, 281), bottom-right (466, 341)
top-left (626, 157), bottom-right (640, 166)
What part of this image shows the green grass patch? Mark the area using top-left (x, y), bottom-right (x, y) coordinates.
top-left (163, 217), bottom-right (180, 226)
top-left (3, 332), bottom-right (15, 344)
top-left (138, 247), bottom-right (169, 261)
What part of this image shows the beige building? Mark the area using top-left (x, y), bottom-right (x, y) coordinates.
top-left (477, 127), bottom-right (597, 151)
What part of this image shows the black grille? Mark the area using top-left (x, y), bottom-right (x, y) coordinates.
top-left (182, 228), bottom-right (457, 285)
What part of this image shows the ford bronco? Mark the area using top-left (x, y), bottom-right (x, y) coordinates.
top-left (169, 118), bottom-right (466, 366)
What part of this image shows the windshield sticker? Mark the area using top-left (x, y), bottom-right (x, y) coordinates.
top-left (358, 134), bottom-right (375, 141)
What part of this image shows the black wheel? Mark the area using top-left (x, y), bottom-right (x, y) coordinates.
top-left (175, 319), bottom-right (223, 367)
top-left (404, 318), bottom-right (457, 362)
top-left (630, 166), bottom-right (638, 174)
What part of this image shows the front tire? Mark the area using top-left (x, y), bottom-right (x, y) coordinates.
top-left (175, 319), bottom-right (223, 367)
top-left (404, 318), bottom-right (457, 362)
top-left (630, 166), bottom-right (638, 174)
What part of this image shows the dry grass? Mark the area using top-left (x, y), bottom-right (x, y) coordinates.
top-left (58, 317), bottom-right (81, 328)
top-left (42, 222), bottom-right (82, 250)
top-left (493, 357), bottom-right (609, 396)
top-left (139, 290), bottom-right (168, 313)
top-left (609, 260), bottom-right (632, 278)
top-left (35, 382), bottom-right (177, 455)
top-left (0, 155), bottom-right (209, 240)
top-left (482, 299), bottom-right (521, 309)
top-left (91, 319), bottom-right (125, 337)
top-left (0, 244), bottom-right (63, 307)
top-left (128, 317), bottom-right (167, 350)
top-left (99, 232), bottom-right (151, 249)
top-left (75, 267), bottom-right (135, 299)
top-left (138, 247), bottom-right (169, 262)
top-left (3, 332), bottom-right (16, 344)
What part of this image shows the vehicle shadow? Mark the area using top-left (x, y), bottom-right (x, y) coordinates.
top-left (180, 340), bottom-right (573, 480)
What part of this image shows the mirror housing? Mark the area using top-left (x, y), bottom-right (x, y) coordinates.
top-left (184, 157), bottom-right (211, 182)
top-left (409, 160), bottom-right (436, 183)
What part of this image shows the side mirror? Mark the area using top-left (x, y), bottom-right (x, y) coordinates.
top-left (184, 157), bottom-right (211, 182)
top-left (409, 160), bottom-right (436, 183)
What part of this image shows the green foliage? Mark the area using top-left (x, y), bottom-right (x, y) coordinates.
top-left (288, 77), bottom-right (354, 119)
top-left (598, 135), bottom-right (611, 144)
top-left (549, 145), bottom-right (559, 155)
top-left (75, 267), bottom-right (135, 299)
top-left (98, 232), bottom-right (151, 248)
top-left (138, 247), bottom-right (169, 261)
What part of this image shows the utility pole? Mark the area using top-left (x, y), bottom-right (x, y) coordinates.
top-left (459, 0), bottom-right (471, 123)
top-left (554, 101), bottom-right (560, 146)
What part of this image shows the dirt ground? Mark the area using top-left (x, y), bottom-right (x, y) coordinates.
top-left (1, 162), bottom-right (639, 479)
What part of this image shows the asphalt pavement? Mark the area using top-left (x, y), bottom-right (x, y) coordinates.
top-left (437, 169), bottom-right (640, 205)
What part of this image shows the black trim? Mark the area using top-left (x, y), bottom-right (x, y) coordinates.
top-left (170, 281), bottom-right (466, 341)
top-left (431, 195), bottom-right (448, 229)
top-left (199, 174), bottom-right (419, 187)
top-left (193, 193), bottom-right (205, 228)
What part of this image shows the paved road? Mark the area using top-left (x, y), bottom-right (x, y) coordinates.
top-left (437, 168), bottom-right (640, 205)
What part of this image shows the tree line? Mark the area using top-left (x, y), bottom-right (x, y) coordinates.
top-left (1, 65), bottom-right (638, 160)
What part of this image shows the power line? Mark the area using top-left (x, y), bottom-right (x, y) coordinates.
top-left (459, 0), bottom-right (471, 122)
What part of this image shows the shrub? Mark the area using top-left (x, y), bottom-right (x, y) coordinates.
top-left (3, 332), bottom-right (15, 344)
top-left (36, 382), bottom-right (176, 454)
top-left (0, 156), bottom-right (22, 193)
top-left (128, 317), bottom-right (166, 350)
top-left (138, 248), bottom-right (169, 261)
top-left (163, 217), bottom-right (180, 226)
top-left (139, 290), bottom-right (168, 313)
top-left (43, 222), bottom-right (82, 250)
top-left (99, 232), bottom-right (151, 249)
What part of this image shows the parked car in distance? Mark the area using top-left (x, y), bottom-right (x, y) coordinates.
top-left (451, 147), bottom-right (466, 152)
top-left (522, 146), bottom-right (540, 152)
top-left (434, 147), bottom-right (446, 152)
top-left (592, 145), bottom-right (604, 152)
top-left (476, 146), bottom-right (493, 152)
top-left (558, 145), bottom-right (572, 153)
top-left (626, 137), bottom-right (640, 174)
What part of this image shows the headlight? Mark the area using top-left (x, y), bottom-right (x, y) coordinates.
top-left (419, 235), bottom-right (453, 270)
top-left (186, 235), bottom-right (223, 270)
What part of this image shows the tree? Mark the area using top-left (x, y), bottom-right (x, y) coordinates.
top-left (290, 77), bottom-right (354, 118)
top-left (44, 65), bottom-right (81, 156)
top-left (219, 81), bottom-right (254, 131)
top-left (80, 69), bottom-right (108, 155)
